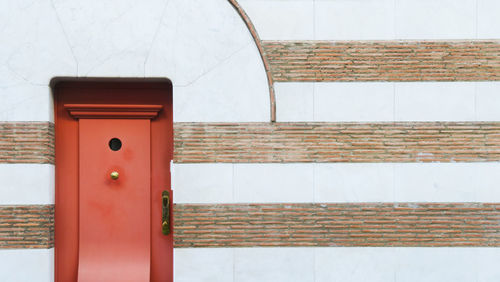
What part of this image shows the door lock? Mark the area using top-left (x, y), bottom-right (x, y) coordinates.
top-left (162, 191), bottom-right (170, 235)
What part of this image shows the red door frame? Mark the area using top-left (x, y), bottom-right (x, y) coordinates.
top-left (53, 79), bottom-right (173, 282)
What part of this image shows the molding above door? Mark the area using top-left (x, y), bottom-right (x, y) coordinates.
top-left (64, 104), bottom-right (163, 119)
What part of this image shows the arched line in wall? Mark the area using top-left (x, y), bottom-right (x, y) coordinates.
top-left (228, 0), bottom-right (276, 122)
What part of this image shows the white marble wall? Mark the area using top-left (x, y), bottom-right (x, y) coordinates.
top-left (0, 164), bottom-right (54, 205)
top-left (1, 1), bottom-right (499, 281)
top-left (276, 82), bottom-right (500, 122)
top-left (0, 0), bottom-right (269, 122)
top-left (239, 0), bottom-right (500, 40)
top-left (173, 162), bottom-right (500, 203)
top-left (175, 247), bottom-right (500, 282)
top-left (0, 249), bottom-right (54, 282)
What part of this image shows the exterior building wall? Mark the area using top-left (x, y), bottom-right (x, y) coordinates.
top-left (1, 0), bottom-right (500, 281)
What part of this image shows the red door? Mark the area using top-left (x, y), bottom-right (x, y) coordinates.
top-left (54, 80), bottom-right (173, 282)
top-left (78, 119), bottom-right (151, 281)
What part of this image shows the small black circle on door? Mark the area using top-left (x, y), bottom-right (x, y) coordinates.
top-left (109, 138), bottom-right (122, 151)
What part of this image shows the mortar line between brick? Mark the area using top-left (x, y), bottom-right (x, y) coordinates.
top-left (392, 163), bottom-right (396, 203)
top-left (232, 248), bottom-right (236, 282)
top-left (474, 82), bottom-right (478, 121)
top-left (475, 0), bottom-right (479, 39)
top-left (312, 0), bottom-right (316, 40)
top-left (392, 82), bottom-right (396, 121)
top-left (312, 247), bottom-right (316, 282)
top-left (231, 164), bottom-right (235, 202)
top-left (312, 163), bottom-right (316, 203)
top-left (312, 82), bottom-right (316, 123)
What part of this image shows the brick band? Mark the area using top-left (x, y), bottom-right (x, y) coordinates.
top-left (262, 41), bottom-right (500, 82)
top-left (0, 205), bottom-right (54, 249)
top-left (174, 122), bottom-right (500, 163)
top-left (2, 122), bottom-right (500, 164)
top-left (174, 203), bottom-right (500, 248)
top-left (0, 122), bottom-right (54, 164)
top-left (3, 203), bottom-right (498, 248)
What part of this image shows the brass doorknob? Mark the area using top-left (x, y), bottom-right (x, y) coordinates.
top-left (110, 171), bottom-right (119, 180)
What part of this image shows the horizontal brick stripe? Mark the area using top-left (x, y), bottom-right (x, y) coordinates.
top-left (174, 122), bottom-right (500, 163)
top-left (174, 203), bottom-right (500, 248)
top-left (4, 203), bottom-right (498, 248)
top-left (262, 41), bottom-right (500, 82)
top-left (2, 122), bottom-right (500, 163)
top-left (0, 205), bottom-right (54, 249)
top-left (0, 122), bottom-right (54, 164)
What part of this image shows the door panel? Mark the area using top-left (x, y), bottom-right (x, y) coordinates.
top-left (78, 119), bottom-right (151, 282)
top-left (54, 81), bottom-right (173, 282)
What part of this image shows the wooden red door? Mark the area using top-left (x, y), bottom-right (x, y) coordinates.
top-left (78, 119), bottom-right (151, 281)
top-left (54, 80), bottom-right (173, 282)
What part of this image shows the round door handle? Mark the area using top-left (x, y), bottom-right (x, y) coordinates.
top-left (110, 171), bottom-right (119, 180)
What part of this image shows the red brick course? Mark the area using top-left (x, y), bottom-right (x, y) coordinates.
top-left (0, 122), bottom-right (54, 164)
top-left (0, 205), bottom-right (54, 249)
top-left (174, 122), bottom-right (500, 163)
top-left (174, 203), bottom-right (500, 248)
top-left (2, 203), bottom-right (498, 248)
top-left (262, 41), bottom-right (500, 82)
top-left (2, 122), bottom-right (500, 164)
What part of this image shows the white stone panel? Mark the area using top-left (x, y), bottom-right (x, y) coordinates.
top-left (174, 248), bottom-right (233, 282)
top-left (173, 248), bottom-right (500, 282)
top-left (395, 248), bottom-right (478, 282)
top-left (394, 163), bottom-right (476, 202)
top-left (146, 0), bottom-right (252, 85)
top-left (172, 163), bottom-right (500, 204)
top-left (275, 82), bottom-right (314, 122)
top-left (238, 0), bottom-right (314, 40)
top-left (0, 249), bottom-right (53, 282)
top-left (234, 163), bottom-right (314, 203)
top-left (1, 0), bottom-right (269, 122)
top-left (469, 163), bottom-right (500, 202)
top-left (0, 0), bottom-right (77, 85)
top-left (0, 164), bottom-right (54, 205)
top-left (395, 82), bottom-right (475, 121)
top-left (237, 0), bottom-right (500, 40)
top-left (275, 82), bottom-right (500, 122)
top-left (395, 0), bottom-right (476, 39)
top-left (0, 0), bottom-right (68, 122)
top-left (0, 82), bottom-right (53, 122)
top-left (314, 82), bottom-right (394, 122)
top-left (314, 163), bottom-right (394, 203)
top-left (477, 0), bottom-right (500, 39)
top-left (315, 0), bottom-right (395, 40)
top-left (317, 247), bottom-right (500, 282)
top-left (146, 0), bottom-right (269, 122)
top-left (172, 44), bottom-right (269, 122)
top-left (477, 248), bottom-right (500, 282)
top-left (172, 164), bottom-right (233, 204)
top-left (234, 248), bottom-right (314, 282)
top-left (52, 0), bottom-right (165, 77)
top-left (476, 82), bottom-right (500, 121)
top-left (315, 247), bottom-right (396, 282)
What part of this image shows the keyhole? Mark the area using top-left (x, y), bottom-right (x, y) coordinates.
top-left (109, 138), bottom-right (122, 151)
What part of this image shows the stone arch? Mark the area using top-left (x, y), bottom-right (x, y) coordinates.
top-left (227, 0), bottom-right (276, 122)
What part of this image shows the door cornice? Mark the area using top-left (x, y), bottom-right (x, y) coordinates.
top-left (64, 104), bottom-right (163, 119)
